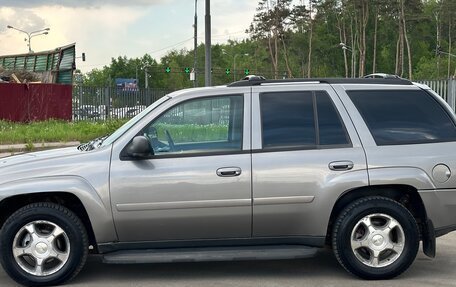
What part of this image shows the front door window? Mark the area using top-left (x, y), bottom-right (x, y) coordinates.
top-left (144, 95), bottom-right (243, 156)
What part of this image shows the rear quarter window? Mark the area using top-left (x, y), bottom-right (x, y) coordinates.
top-left (347, 89), bottom-right (456, 145)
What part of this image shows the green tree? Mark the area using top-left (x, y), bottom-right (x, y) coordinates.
top-left (82, 0), bottom-right (456, 89)
top-left (248, 0), bottom-right (293, 78)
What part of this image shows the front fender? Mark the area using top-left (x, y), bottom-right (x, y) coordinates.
top-left (0, 176), bottom-right (117, 243)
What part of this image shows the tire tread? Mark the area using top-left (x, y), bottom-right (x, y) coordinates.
top-left (0, 202), bottom-right (89, 286)
top-left (331, 196), bottom-right (419, 280)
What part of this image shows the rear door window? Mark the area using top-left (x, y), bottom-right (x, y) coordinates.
top-left (316, 91), bottom-right (350, 146)
top-left (348, 90), bottom-right (456, 145)
top-left (260, 91), bottom-right (350, 149)
top-left (261, 91), bottom-right (316, 148)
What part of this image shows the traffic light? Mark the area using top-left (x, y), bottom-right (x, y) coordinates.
top-left (184, 67), bottom-right (190, 74)
top-left (165, 67), bottom-right (171, 73)
top-left (244, 69), bottom-right (250, 75)
top-left (82, 53), bottom-right (86, 62)
top-left (225, 68), bottom-right (231, 75)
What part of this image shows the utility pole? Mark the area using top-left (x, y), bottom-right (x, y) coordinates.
top-left (145, 70), bottom-right (149, 89)
top-left (205, 0), bottom-right (212, 86)
top-left (193, 0), bottom-right (198, 87)
top-left (135, 66), bottom-right (138, 82)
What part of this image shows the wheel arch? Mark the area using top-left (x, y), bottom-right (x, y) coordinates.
top-left (326, 184), bottom-right (428, 245)
top-left (0, 175), bottom-right (118, 247)
top-left (0, 192), bottom-right (98, 251)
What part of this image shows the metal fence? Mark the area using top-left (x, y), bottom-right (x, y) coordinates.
top-left (72, 86), bottom-right (170, 121)
top-left (161, 97), bottom-right (231, 125)
top-left (1, 83), bottom-right (72, 122)
top-left (73, 79), bottom-right (456, 121)
top-left (417, 79), bottom-right (456, 111)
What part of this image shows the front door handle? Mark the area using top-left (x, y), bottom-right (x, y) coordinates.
top-left (329, 161), bottom-right (354, 171)
top-left (216, 167), bottom-right (242, 177)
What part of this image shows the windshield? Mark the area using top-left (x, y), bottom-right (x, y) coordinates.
top-left (100, 96), bottom-right (170, 147)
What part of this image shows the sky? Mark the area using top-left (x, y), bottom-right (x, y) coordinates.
top-left (0, 0), bottom-right (302, 73)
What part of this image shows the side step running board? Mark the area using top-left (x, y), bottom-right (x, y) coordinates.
top-left (102, 245), bottom-right (318, 264)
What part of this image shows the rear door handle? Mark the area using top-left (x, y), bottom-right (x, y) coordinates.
top-left (216, 167), bottom-right (242, 177)
top-left (329, 161), bottom-right (354, 171)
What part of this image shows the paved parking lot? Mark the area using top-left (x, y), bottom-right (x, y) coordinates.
top-left (1, 233), bottom-right (455, 287)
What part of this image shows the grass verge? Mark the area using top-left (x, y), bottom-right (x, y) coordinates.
top-left (154, 123), bottom-right (229, 142)
top-left (0, 119), bottom-right (128, 145)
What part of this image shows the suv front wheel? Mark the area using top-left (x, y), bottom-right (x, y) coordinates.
top-left (332, 196), bottom-right (419, 279)
top-left (0, 202), bottom-right (88, 287)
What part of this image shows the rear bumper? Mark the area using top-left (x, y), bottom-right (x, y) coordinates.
top-left (435, 224), bottom-right (456, 237)
top-left (419, 189), bottom-right (456, 237)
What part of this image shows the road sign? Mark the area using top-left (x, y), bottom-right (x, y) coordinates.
top-left (165, 67), bottom-right (171, 73)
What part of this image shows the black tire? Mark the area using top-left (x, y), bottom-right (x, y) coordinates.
top-left (0, 202), bottom-right (88, 286)
top-left (332, 196), bottom-right (419, 280)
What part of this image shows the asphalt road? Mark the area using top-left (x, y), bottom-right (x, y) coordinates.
top-left (1, 234), bottom-right (456, 287)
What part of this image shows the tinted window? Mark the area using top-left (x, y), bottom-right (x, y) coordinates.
top-left (348, 90), bottom-right (456, 145)
top-left (144, 95), bottom-right (243, 155)
top-left (260, 91), bottom-right (350, 149)
top-left (316, 91), bottom-right (350, 145)
top-left (261, 92), bottom-right (316, 148)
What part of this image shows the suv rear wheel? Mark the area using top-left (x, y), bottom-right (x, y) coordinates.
top-left (332, 196), bottom-right (419, 279)
top-left (0, 202), bottom-right (88, 287)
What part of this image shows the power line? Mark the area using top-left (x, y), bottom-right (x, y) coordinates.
top-left (148, 37), bottom-right (195, 54)
top-left (78, 30), bottom-right (248, 71)
top-left (78, 37), bottom-right (196, 70)
top-left (210, 30), bottom-right (246, 38)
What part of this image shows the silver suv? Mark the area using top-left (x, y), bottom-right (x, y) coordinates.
top-left (1, 77), bottom-right (456, 286)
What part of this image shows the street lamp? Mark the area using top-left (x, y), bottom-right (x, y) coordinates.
top-left (7, 25), bottom-right (50, 53)
top-left (339, 42), bottom-right (352, 52)
top-left (233, 53), bottom-right (249, 81)
top-left (436, 46), bottom-right (456, 58)
top-left (193, 0), bottom-right (198, 87)
top-left (222, 49), bottom-right (249, 81)
top-left (339, 42), bottom-right (356, 78)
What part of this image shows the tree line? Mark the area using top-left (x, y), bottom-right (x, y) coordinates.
top-left (81, 0), bottom-right (456, 90)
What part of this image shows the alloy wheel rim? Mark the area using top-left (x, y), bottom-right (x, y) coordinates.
top-left (12, 220), bottom-right (71, 277)
top-left (350, 213), bottom-right (405, 268)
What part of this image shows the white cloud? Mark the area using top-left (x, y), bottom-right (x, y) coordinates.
top-left (0, 8), bottom-right (49, 54)
top-left (1, 0), bottom-right (169, 8)
top-left (210, 0), bottom-right (256, 43)
top-left (0, 0), bottom-right (297, 73)
top-left (0, 8), bottom-right (46, 33)
top-left (36, 5), bottom-right (148, 66)
top-left (0, 5), bottom-right (146, 59)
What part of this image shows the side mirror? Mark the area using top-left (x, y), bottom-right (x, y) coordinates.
top-left (126, 136), bottom-right (153, 159)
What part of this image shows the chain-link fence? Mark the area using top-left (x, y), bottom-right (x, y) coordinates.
top-left (72, 86), bottom-right (170, 121)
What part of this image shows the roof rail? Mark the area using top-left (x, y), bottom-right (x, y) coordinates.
top-left (363, 73), bottom-right (402, 79)
top-left (227, 76), bottom-right (413, 87)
